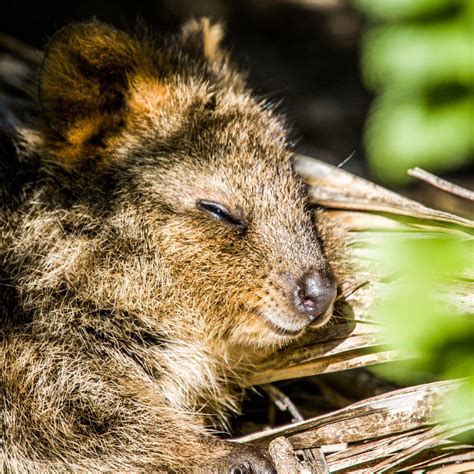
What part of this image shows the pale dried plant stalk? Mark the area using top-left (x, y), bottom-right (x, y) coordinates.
top-left (245, 156), bottom-right (473, 472)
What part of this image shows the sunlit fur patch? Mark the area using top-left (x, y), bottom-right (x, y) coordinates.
top-left (259, 308), bottom-right (307, 335)
top-left (226, 309), bottom-right (299, 350)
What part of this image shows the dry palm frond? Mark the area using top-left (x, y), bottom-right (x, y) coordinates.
top-left (244, 156), bottom-right (473, 471)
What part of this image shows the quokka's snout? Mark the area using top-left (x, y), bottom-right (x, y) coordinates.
top-left (292, 267), bottom-right (337, 325)
top-left (257, 266), bottom-right (336, 336)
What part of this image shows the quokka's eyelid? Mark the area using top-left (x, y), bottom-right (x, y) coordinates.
top-left (196, 199), bottom-right (248, 231)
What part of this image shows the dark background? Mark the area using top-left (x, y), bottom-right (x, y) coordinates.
top-left (0, 0), bottom-right (370, 177)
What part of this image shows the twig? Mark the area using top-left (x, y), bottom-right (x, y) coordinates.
top-left (300, 447), bottom-right (330, 473)
top-left (336, 150), bottom-right (356, 169)
top-left (408, 167), bottom-right (474, 201)
top-left (268, 437), bottom-right (314, 474)
top-left (261, 384), bottom-right (304, 422)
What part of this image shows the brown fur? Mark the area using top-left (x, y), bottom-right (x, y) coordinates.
top-left (1, 19), bottom-right (335, 472)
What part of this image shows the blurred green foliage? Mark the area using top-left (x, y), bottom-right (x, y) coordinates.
top-left (353, 0), bottom-right (474, 185)
top-left (371, 233), bottom-right (474, 430)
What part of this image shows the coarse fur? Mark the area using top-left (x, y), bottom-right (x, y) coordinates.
top-left (1, 19), bottom-right (335, 472)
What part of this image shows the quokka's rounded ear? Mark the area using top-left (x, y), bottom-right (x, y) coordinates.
top-left (180, 18), bottom-right (224, 62)
top-left (38, 21), bottom-right (152, 152)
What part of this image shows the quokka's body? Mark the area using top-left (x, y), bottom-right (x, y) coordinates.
top-left (1, 19), bottom-right (337, 472)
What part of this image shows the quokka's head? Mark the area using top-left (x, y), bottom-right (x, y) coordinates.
top-left (37, 19), bottom-right (336, 350)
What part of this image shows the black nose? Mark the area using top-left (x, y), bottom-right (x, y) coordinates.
top-left (294, 269), bottom-right (337, 322)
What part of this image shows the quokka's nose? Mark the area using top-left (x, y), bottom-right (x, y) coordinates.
top-left (294, 269), bottom-right (337, 322)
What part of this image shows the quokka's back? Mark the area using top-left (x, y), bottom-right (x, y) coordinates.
top-left (1, 19), bottom-right (336, 472)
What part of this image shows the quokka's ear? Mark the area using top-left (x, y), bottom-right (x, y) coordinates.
top-left (38, 21), bottom-right (152, 159)
top-left (180, 18), bottom-right (224, 62)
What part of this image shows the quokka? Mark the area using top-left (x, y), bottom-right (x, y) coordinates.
top-left (0, 18), bottom-right (337, 472)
